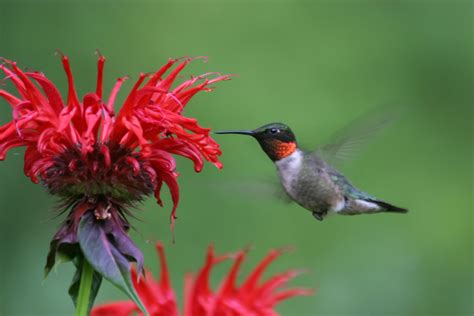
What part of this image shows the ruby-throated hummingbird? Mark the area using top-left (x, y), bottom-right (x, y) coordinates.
top-left (215, 122), bottom-right (408, 220)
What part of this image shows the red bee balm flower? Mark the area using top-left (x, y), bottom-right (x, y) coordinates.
top-left (0, 54), bottom-right (230, 308)
top-left (92, 243), bottom-right (313, 316)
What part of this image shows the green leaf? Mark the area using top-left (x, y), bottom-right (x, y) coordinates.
top-left (68, 255), bottom-right (103, 313)
top-left (77, 213), bottom-right (148, 316)
top-left (45, 241), bottom-right (78, 278)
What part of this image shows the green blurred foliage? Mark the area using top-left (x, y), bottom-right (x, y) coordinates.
top-left (0, 1), bottom-right (472, 315)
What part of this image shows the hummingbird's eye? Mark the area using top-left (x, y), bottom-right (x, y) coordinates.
top-left (269, 128), bottom-right (280, 134)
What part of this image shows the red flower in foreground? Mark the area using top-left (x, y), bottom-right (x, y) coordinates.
top-left (0, 54), bottom-right (230, 307)
top-left (92, 243), bottom-right (313, 316)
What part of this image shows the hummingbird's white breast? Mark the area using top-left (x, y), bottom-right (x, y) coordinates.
top-left (275, 149), bottom-right (303, 198)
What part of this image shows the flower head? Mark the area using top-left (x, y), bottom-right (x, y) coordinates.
top-left (92, 243), bottom-right (313, 316)
top-left (0, 53), bottom-right (230, 308)
top-left (0, 54), bottom-right (228, 224)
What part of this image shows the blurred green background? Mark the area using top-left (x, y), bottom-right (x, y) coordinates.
top-left (0, 1), bottom-right (472, 315)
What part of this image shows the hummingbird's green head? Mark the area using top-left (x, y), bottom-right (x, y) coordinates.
top-left (215, 122), bottom-right (298, 161)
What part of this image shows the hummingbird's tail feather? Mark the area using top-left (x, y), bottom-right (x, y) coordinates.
top-left (369, 199), bottom-right (408, 213)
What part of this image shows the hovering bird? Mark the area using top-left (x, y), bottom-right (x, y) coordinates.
top-left (215, 120), bottom-right (408, 221)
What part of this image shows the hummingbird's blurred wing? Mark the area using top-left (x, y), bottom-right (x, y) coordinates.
top-left (314, 107), bottom-right (402, 166)
top-left (206, 177), bottom-right (293, 203)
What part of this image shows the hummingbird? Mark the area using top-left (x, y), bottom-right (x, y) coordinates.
top-left (215, 122), bottom-right (408, 221)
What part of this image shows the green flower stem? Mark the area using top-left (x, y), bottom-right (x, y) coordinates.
top-left (76, 259), bottom-right (94, 316)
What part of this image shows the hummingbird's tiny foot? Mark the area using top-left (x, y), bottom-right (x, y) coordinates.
top-left (312, 211), bottom-right (324, 221)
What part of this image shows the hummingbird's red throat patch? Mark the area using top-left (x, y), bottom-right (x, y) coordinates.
top-left (273, 140), bottom-right (297, 159)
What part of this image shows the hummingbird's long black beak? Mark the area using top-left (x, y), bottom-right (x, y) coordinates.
top-left (214, 130), bottom-right (255, 136)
